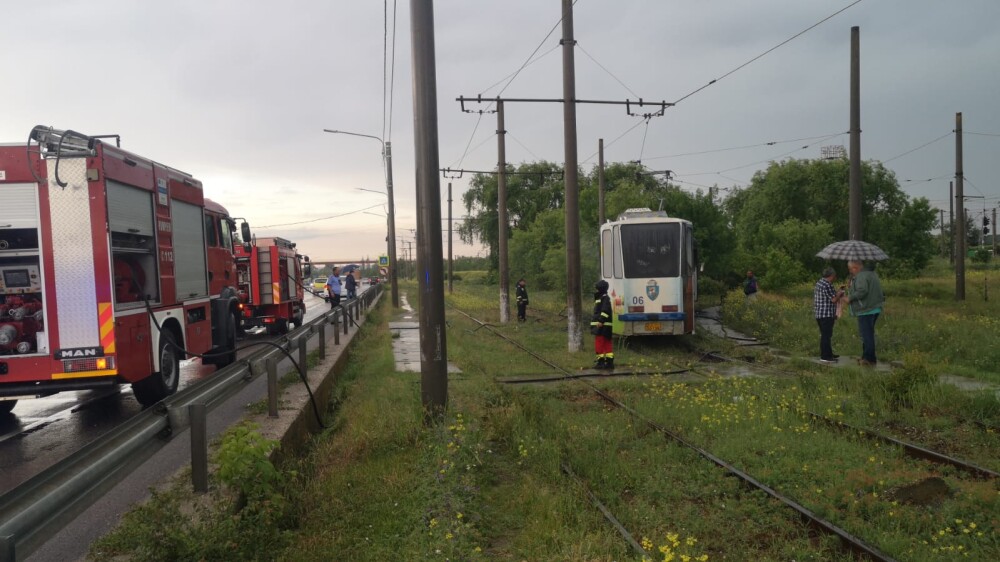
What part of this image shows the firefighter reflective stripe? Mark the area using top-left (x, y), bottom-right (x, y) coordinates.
top-left (99, 302), bottom-right (115, 354)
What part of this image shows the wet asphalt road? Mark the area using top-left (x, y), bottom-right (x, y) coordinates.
top-left (0, 290), bottom-right (337, 496)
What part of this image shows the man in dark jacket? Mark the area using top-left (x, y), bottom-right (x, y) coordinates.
top-left (590, 280), bottom-right (614, 370)
top-left (515, 278), bottom-right (528, 322)
top-left (345, 271), bottom-right (357, 299)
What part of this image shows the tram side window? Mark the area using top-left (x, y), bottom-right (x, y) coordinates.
top-left (620, 223), bottom-right (680, 278)
top-left (601, 229), bottom-right (613, 278)
top-left (613, 226), bottom-right (623, 279)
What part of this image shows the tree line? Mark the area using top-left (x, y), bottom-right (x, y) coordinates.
top-left (458, 157), bottom-right (939, 294)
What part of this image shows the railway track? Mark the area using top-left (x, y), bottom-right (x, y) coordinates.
top-left (449, 304), bottom-right (898, 561)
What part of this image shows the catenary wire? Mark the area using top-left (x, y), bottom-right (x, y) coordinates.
top-left (256, 203), bottom-right (387, 229)
top-left (644, 132), bottom-right (848, 161)
top-left (671, 0), bottom-right (866, 106)
top-left (453, 1), bottom-right (577, 169)
top-left (577, 42), bottom-right (641, 99)
top-left (674, 132), bottom-right (845, 177)
top-left (388, 0), bottom-right (398, 142)
top-left (507, 131), bottom-right (542, 162)
top-left (881, 131), bottom-right (953, 164)
top-left (382, 0), bottom-right (388, 144)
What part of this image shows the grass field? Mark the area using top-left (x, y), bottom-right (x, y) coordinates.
top-left (91, 272), bottom-right (999, 561)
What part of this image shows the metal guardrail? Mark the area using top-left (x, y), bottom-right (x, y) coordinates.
top-left (0, 285), bottom-right (383, 561)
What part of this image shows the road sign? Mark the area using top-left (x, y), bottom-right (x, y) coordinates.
top-left (379, 255), bottom-right (389, 267)
top-left (379, 266), bottom-right (388, 276)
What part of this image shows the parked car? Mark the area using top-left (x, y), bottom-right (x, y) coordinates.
top-left (312, 277), bottom-right (327, 291)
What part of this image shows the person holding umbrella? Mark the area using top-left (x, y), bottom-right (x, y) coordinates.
top-left (813, 267), bottom-right (845, 363)
top-left (847, 260), bottom-right (885, 366)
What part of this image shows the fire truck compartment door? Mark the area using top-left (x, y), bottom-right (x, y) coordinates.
top-left (171, 199), bottom-right (208, 298)
top-left (107, 180), bottom-right (155, 236)
top-left (0, 183), bottom-right (39, 228)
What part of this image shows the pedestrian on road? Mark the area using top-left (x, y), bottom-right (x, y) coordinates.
top-left (743, 269), bottom-right (759, 301)
top-left (814, 267), bottom-right (845, 363)
top-left (515, 278), bottom-right (529, 322)
top-left (326, 267), bottom-right (342, 309)
top-left (847, 260), bottom-right (885, 366)
top-left (590, 279), bottom-right (614, 370)
top-left (345, 270), bottom-right (357, 300)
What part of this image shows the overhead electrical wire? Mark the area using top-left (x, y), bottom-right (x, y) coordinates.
top-left (388, 0), bottom-right (398, 142)
top-left (965, 131), bottom-right (1000, 137)
top-left (382, 0), bottom-right (388, 144)
top-left (452, 0), bottom-right (578, 169)
top-left (257, 203), bottom-right (387, 229)
top-left (507, 131), bottom-right (542, 162)
top-left (881, 131), bottom-right (953, 164)
top-left (577, 42), bottom-right (641, 99)
top-left (674, 132), bottom-right (846, 177)
top-left (644, 132), bottom-right (848, 161)
top-left (670, 0), bottom-right (866, 106)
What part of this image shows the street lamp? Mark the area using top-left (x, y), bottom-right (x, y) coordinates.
top-left (323, 129), bottom-right (399, 308)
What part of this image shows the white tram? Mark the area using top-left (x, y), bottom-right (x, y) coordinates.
top-left (599, 208), bottom-right (697, 336)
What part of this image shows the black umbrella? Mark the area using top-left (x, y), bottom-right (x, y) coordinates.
top-left (816, 240), bottom-right (889, 261)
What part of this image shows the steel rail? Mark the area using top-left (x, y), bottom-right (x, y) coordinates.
top-left (676, 342), bottom-right (1000, 481)
top-left (0, 286), bottom-right (382, 561)
top-left (449, 304), bottom-right (897, 562)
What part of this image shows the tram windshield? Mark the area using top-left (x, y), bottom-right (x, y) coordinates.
top-left (621, 223), bottom-right (680, 278)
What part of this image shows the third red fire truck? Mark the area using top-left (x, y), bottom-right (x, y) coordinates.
top-left (233, 235), bottom-right (309, 335)
top-left (0, 127), bottom-right (241, 411)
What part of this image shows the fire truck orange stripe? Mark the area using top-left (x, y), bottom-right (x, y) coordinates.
top-left (98, 302), bottom-right (115, 354)
top-left (272, 282), bottom-right (281, 303)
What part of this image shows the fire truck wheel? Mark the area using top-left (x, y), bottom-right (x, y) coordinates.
top-left (0, 400), bottom-right (16, 415)
top-left (215, 311), bottom-right (238, 368)
top-left (133, 332), bottom-right (181, 406)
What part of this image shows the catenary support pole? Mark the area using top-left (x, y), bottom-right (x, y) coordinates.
top-left (598, 138), bottom-right (606, 226)
top-left (411, 0), bottom-right (448, 421)
top-left (385, 142), bottom-right (400, 308)
top-left (561, 0), bottom-right (583, 352)
top-left (448, 182), bottom-right (454, 294)
top-left (939, 209), bottom-right (946, 256)
top-left (993, 208), bottom-right (997, 257)
top-left (955, 112), bottom-right (965, 300)
top-left (848, 26), bottom-right (862, 241)
top-left (497, 100), bottom-right (510, 323)
top-left (949, 181), bottom-right (954, 265)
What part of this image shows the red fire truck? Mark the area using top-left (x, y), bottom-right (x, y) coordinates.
top-left (233, 235), bottom-right (309, 335)
top-left (0, 127), bottom-right (241, 412)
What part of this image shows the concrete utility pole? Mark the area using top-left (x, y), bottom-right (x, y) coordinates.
top-left (448, 182), bottom-right (454, 294)
top-left (497, 100), bottom-right (511, 323)
top-left (410, 0), bottom-right (447, 420)
top-left (939, 209), bottom-right (946, 256)
top-left (848, 26), bottom-right (862, 241)
top-left (993, 208), bottom-right (997, 257)
top-left (949, 181), bottom-right (954, 265)
top-left (955, 112), bottom-right (965, 300)
top-left (561, 0), bottom-right (583, 352)
top-left (384, 142), bottom-right (400, 308)
top-left (598, 138), bottom-right (606, 225)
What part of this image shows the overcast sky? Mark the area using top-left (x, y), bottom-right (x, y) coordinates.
top-left (3, 0), bottom-right (998, 263)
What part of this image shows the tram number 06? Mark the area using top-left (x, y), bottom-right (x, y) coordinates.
top-left (631, 296), bottom-right (644, 305)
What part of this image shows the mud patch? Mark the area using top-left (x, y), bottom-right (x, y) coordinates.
top-left (887, 476), bottom-right (953, 507)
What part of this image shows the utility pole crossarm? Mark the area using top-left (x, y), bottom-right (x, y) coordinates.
top-left (457, 95), bottom-right (673, 118)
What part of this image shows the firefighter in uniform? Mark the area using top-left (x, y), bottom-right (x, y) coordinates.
top-left (590, 279), bottom-right (614, 370)
top-left (515, 278), bottom-right (529, 322)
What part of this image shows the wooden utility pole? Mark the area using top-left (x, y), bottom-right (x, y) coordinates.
top-left (598, 138), bottom-right (606, 225)
top-left (497, 101), bottom-right (510, 323)
top-left (848, 26), bottom-right (862, 241)
top-left (955, 112), bottom-right (965, 300)
top-left (561, 0), bottom-right (583, 352)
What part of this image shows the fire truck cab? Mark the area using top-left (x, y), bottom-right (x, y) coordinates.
top-left (0, 127), bottom-right (240, 412)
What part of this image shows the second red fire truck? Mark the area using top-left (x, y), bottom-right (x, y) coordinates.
top-left (233, 235), bottom-right (309, 335)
